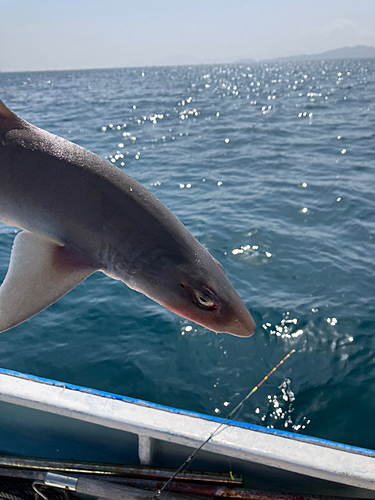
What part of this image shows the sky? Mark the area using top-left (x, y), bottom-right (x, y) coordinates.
top-left (1, 0), bottom-right (375, 72)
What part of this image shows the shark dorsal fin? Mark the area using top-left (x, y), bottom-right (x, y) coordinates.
top-left (0, 99), bottom-right (22, 130)
top-left (0, 99), bottom-right (18, 119)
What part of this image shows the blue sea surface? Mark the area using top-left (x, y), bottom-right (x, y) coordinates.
top-left (0, 60), bottom-right (374, 451)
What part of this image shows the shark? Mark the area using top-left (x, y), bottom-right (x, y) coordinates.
top-left (0, 99), bottom-right (255, 337)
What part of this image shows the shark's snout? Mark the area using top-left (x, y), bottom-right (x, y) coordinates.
top-left (155, 278), bottom-right (256, 338)
top-left (225, 308), bottom-right (256, 337)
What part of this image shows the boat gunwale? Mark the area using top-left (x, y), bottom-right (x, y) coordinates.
top-left (1, 366), bottom-right (374, 459)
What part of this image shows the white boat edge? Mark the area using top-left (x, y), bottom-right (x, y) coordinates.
top-left (0, 367), bottom-right (375, 492)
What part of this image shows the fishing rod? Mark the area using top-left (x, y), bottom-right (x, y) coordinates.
top-left (154, 348), bottom-right (296, 499)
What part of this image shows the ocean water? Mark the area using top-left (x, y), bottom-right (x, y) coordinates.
top-left (0, 59), bottom-right (374, 452)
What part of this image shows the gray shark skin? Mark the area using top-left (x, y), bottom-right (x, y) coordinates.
top-left (0, 99), bottom-right (256, 337)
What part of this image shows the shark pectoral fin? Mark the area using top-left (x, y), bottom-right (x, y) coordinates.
top-left (0, 231), bottom-right (95, 333)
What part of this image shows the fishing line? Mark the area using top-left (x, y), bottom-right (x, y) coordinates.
top-left (153, 348), bottom-right (296, 498)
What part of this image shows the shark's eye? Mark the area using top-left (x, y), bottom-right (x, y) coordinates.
top-left (194, 290), bottom-right (216, 309)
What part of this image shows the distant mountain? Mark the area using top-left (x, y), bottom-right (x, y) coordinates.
top-left (236, 45), bottom-right (375, 64)
top-left (236, 58), bottom-right (257, 65)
